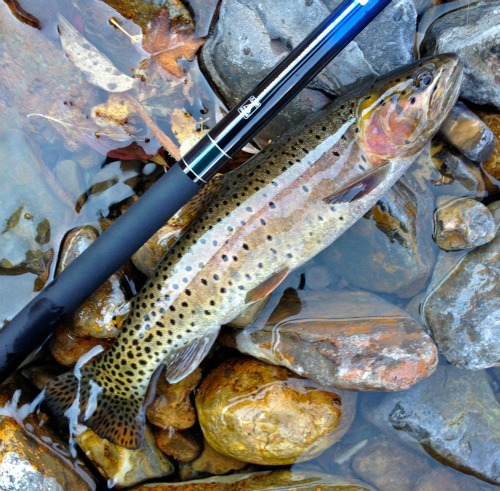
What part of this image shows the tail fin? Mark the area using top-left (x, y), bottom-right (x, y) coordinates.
top-left (44, 368), bottom-right (146, 449)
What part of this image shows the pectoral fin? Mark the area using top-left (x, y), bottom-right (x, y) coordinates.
top-left (245, 267), bottom-right (290, 304)
top-left (323, 163), bottom-right (390, 205)
top-left (164, 327), bottom-right (220, 384)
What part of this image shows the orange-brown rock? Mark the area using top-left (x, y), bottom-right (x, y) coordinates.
top-left (479, 112), bottom-right (500, 180)
top-left (146, 368), bottom-right (201, 430)
top-left (440, 101), bottom-right (495, 163)
top-left (76, 425), bottom-right (173, 488)
top-left (154, 428), bottom-right (201, 463)
top-left (0, 375), bottom-right (95, 490)
top-left (195, 357), bottom-right (356, 466)
top-left (54, 225), bottom-right (129, 340)
top-left (190, 438), bottom-right (247, 475)
top-left (220, 289), bottom-right (438, 391)
top-left (49, 325), bottom-right (114, 367)
top-left (131, 469), bottom-right (374, 490)
top-left (433, 195), bottom-right (496, 251)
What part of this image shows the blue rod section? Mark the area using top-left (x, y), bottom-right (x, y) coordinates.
top-left (0, 0), bottom-right (391, 382)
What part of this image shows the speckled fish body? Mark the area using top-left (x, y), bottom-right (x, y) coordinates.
top-left (45, 55), bottom-right (462, 448)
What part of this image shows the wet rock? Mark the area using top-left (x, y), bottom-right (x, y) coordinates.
top-left (363, 362), bottom-right (500, 484)
top-left (413, 468), bottom-right (485, 491)
top-left (76, 426), bottom-right (174, 488)
top-left (202, 0), bottom-right (415, 142)
top-left (55, 225), bottom-right (129, 339)
top-left (422, 200), bottom-right (500, 369)
top-left (351, 436), bottom-right (433, 491)
top-left (201, 0), bottom-right (330, 143)
top-left (351, 435), bottom-right (485, 491)
top-left (479, 112), bottom-right (500, 180)
top-left (431, 146), bottom-right (487, 198)
top-left (439, 102), bottom-right (496, 163)
top-left (195, 357), bottom-right (356, 465)
top-left (190, 438), bottom-right (247, 475)
top-left (422, 1), bottom-right (500, 109)
top-left (49, 326), bottom-right (114, 367)
top-left (411, 143), bottom-right (487, 199)
top-left (433, 196), bottom-right (496, 251)
top-left (154, 428), bottom-right (201, 463)
top-left (146, 368), bottom-right (201, 430)
top-left (0, 375), bottom-right (95, 491)
top-left (320, 176), bottom-right (437, 298)
top-left (131, 469), bottom-right (375, 490)
top-left (221, 289), bottom-right (437, 390)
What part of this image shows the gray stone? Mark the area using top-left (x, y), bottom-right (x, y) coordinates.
top-left (421, 1), bottom-right (500, 109)
top-left (320, 175), bottom-right (437, 298)
top-left (433, 196), bottom-right (496, 251)
top-left (362, 362), bottom-right (500, 484)
top-left (202, 0), bottom-right (416, 142)
top-left (422, 200), bottom-right (500, 369)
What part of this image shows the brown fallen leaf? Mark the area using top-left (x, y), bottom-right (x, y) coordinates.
top-left (143, 8), bottom-right (205, 79)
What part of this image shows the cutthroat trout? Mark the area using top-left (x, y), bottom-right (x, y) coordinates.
top-left (45, 54), bottom-right (462, 448)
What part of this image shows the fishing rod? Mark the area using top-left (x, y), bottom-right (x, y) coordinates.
top-left (0, 0), bottom-right (391, 383)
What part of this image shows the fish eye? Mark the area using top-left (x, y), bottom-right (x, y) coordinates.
top-left (415, 71), bottom-right (433, 89)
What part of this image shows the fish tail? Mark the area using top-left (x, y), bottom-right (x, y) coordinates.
top-left (44, 367), bottom-right (145, 449)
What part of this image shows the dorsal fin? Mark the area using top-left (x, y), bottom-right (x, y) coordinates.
top-left (323, 163), bottom-right (390, 205)
top-left (245, 267), bottom-right (290, 304)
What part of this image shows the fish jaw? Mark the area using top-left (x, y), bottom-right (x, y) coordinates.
top-left (358, 54), bottom-right (462, 163)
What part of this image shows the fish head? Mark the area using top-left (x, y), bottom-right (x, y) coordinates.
top-left (358, 54), bottom-right (463, 162)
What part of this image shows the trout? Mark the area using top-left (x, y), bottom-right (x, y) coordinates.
top-left (45, 54), bottom-right (462, 448)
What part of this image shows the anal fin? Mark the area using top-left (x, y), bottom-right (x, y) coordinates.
top-left (164, 328), bottom-right (220, 384)
top-left (323, 163), bottom-right (390, 205)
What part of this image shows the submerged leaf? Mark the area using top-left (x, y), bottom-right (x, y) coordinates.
top-left (58, 14), bottom-right (135, 93)
top-left (143, 9), bottom-right (205, 79)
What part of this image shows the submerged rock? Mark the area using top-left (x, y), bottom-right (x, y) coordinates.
top-left (351, 435), bottom-right (485, 491)
top-left (146, 367), bottom-right (201, 430)
top-left (479, 111), bottom-right (500, 181)
top-left (321, 176), bottom-right (437, 298)
top-left (221, 289), bottom-right (437, 390)
top-left (430, 146), bottom-right (487, 198)
top-left (189, 438), bottom-right (247, 475)
top-left (433, 196), bottom-right (496, 251)
top-left (48, 225), bottom-right (130, 366)
top-left (202, 0), bottom-right (416, 142)
top-left (439, 101), bottom-right (496, 163)
top-left (423, 200), bottom-right (500, 369)
top-left (131, 469), bottom-right (375, 490)
top-left (195, 357), bottom-right (356, 465)
top-left (422, 0), bottom-right (500, 109)
top-left (76, 426), bottom-right (174, 488)
top-left (0, 375), bottom-right (95, 491)
top-left (411, 143), bottom-right (487, 199)
top-left (153, 428), bottom-right (201, 463)
top-left (362, 363), bottom-right (500, 484)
